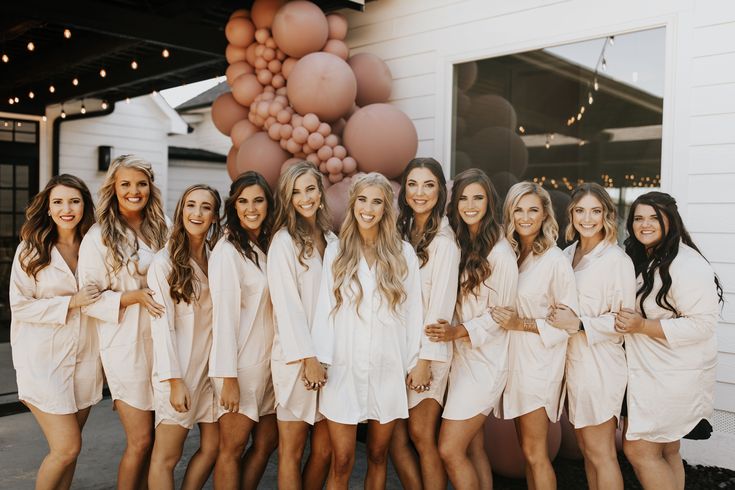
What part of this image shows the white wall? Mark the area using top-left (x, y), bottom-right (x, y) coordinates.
top-left (166, 159), bottom-right (232, 215)
top-left (342, 0), bottom-right (735, 455)
top-left (168, 107), bottom-right (231, 156)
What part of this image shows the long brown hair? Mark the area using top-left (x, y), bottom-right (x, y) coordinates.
top-left (271, 161), bottom-right (331, 268)
top-left (397, 158), bottom-right (447, 267)
top-left (224, 171), bottom-right (273, 267)
top-left (167, 184), bottom-right (222, 304)
top-left (19, 174), bottom-right (95, 278)
top-left (447, 169), bottom-right (502, 299)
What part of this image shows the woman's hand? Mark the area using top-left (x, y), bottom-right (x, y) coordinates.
top-left (425, 319), bottom-right (459, 342)
top-left (70, 285), bottom-right (101, 308)
top-left (168, 379), bottom-right (190, 413)
top-left (122, 289), bottom-right (165, 318)
top-left (615, 308), bottom-right (645, 334)
top-left (407, 359), bottom-right (432, 393)
top-left (547, 304), bottom-right (580, 333)
top-left (492, 307), bottom-right (521, 331)
top-left (220, 377), bottom-right (240, 413)
top-left (302, 357), bottom-right (327, 391)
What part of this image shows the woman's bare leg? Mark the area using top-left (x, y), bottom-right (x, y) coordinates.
top-left (241, 413), bottom-right (278, 489)
top-left (389, 419), bottom-right (423, 489)
top-left (408, 400), bottom-right (445, 489)
top-left (468, 428), bottom-right (492, 489)
top-left (576, 417), bottom-right (622, 490)
top-left (148, 423), bottom-right (189, 490)
top-left (182, 422), bottom-right (219, 490)
top-left (303, 419), bottom-right (332, 490)
top-left (276, 420), bottom-right (309, 490)
top-left (516, 408), bottom-right (555, 490)
top-left (325, 421), bottom-right (357, 490)
top-left (214, 413), bottom-right (255, 490)
top-left (115, 400), bottom-right (154, 490)
top-left (438, 414), bottom-right (487, 490)
top-left (365, 419), bottom-right (398, 490)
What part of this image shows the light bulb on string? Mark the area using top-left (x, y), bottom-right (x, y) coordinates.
top-left (125, 97), bottom-right (131, 104)
top-left (99, 68), bottom-right (107, 78)
top-left (580, 106), bottom-right (585, 114)
top-left (101, 100), bottom-right (108, 110)
top-left (1, 53), bottom-right (8, 63)
top-left (609, 36), bottom-right (615, 45)
top-left (588, 92), bottom-right (594, 104)
top-left (49, 84), bottom-right (55, 93)
top-left (601, 58), bottom-right (607, 71)
top-left (27, 42), bottom-right (35, 52)
top-left (80, 100), bottom-right (86, 114)
top-left (72, 78), bottom-right (79, 86)
top-left (60, 105), bottom-right (66, 119)
top-left (594, 78), bottom-right (599, 91)
top-left (162, 48), bottom-right (170, 58)
top-left (518, 125), bottom-right (525, 134)
top-left (28, 91), bottom-right (35, 99)
top-left (131, 60), bottom-right (138, 70)
top-left (14, 96), bottom-right (19, 103)
top-left (42, 115), bottom-right (47, 122)
top-left (8, 98), bottom-right (14, 105)
top-left (63, 29), bottom-right (72, 39)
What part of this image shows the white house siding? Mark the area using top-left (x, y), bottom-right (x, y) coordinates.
top-left (166, 159), bottom-right (232, 215)
top-left (342, 0), bottom-right (735, 464)
top-left (168, 107), bottom-right (231, 156)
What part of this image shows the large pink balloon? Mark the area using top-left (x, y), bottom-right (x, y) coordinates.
top-left (287, 52), bottom-right (357, 122)
top-left (211, 92), bottom-right (250, 136)
top-left (326, 13), bottom-right (348, 40)
top-left (348, 53), bottom-right (392, 106)
top-left (465, 94), bottom-right (518, 132)
top-left (232, 73), bottom-right (263, 107)
top-left (485, 416), bottom-right (561, 479)
top-left (225, 17), bottom-right (255, 48)
top-left (230, 119), bottom-right (259, 149)
top-left (343, 103), bottom-right (417, 179)
top-left (324, 177), bottom-right (354, 231)
top-left (236, 132), bottom-right (289, 189)
top-left (272, 1), bottom-right (328, 58)
top-left (323, 39), bottom-right (349, 60)
top-left (461, 126), bottom-right (528, 178)
top-left (226, 62), bottom-right (254, 86)
top-left (226, 146), bottom-right (239, 180)
top-left (250, 0), bottom-right (286, 29)
top-left (225, 44), bottom-right (248, 64)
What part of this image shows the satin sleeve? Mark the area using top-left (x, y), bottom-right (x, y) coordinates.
top-left (312, 246), bottom-right (336, 366)
top-left (9, 247), bottom-right (71, 325)
top-left (78, 230), bottom-right (122, 324)
top-left (583, 253), bottom-right (636, 345)
top-left (537, 252), bottom-right (579, 348)
top-left (404, 249), bottom-right (424, 373)
top-left (146, 255), bottom-right (182, 381)
top-left (208, 244), bottom-right (242, 378)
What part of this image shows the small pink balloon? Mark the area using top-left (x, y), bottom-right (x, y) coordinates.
top-left (254, 57), bottom-right (267, 70)
top-left (274, 95), bottom-right (288, 106)
top-left (326, 13), bottom-right (348, 40)
top-left (267, 59), bottom-right (282, 74)
top-left (323, 39), bottom-right (349, 60)
top-left (264, 116), bottom-right (276, 128)
top-left (276, 110), bottom-right (292, 124)
top-left (276, 86), bottom-right (288, 96)
top-left (326, 157), bottom-right (343, 174)
top-left (257, 69), bottom-right (273, 85)
top-left (226, 44), bottom-right (248, 64)
top-left (281, 157), bottom-right (303, 175)
top-left (292, 126), bottom-right (309, 144)
top-left (246, 44), bottom-right (257, 65)
top-left (226, 17), bottom-right (255, 48)
top-left (268, 102), bottom-right (284, 117)
top-left (226, 61), bottom-right (254, 86)
top-left (303, 144), bottom-right (315, 155)
top-left (291, 114), bottom-right (303, 128)
top-left (317, 145), bottom-right (333, 161)
top-left (255, 44), bottom-right (266, 57)
top-left (252, 114), bottom-right (265, 126)
top-left (328, 173), bottom-right (344, 183)
top-left (342, 156), bottom-right (357, 173)
top-left (279, 123), bottom-right (293, 140)
top-left (264, 85), bottom-right (276, 94)
top-left (257, 100), bottom-right (270, 118)
top-left (255, 28), bottom-right (270, 44)
top-left (317, 122), bottom-right (331, 136)
top-left (230, 119), bottom-right (259, 148)
top-left (302, 113), bottom-right (320, 132)
top-left (279, 139), bottom-right (288, 150)
top-left (325, 134), bottom-right (339, 148)
top-left (251, 0), bottom-right (286, 28)
top-left (260, 91), bottom-right (275, 101)
top-left (263, 47), bottom-right (276, 62)
top-left (282, 58), bottom-right (298, 79)
top-left (333, 145), bottom-right (347, 159)
top-left (286, 139), bottom-right (302, 154)
top-left (276, 49), bottom-right (286, 61)
top-left (319, 163), bottom-right (327, 173)
top-left (226, 146), bottom-right (239, 180)
top-left (268, 122), bottom-right (282, 140)
top-left (266, 37), bottom-right (277, 49)
top-left (307, 131), bottom-right (325, 150)
top-left (306, 153), bottom-right (320, 165)
top-left (271, 74), bottom-right (286, 89)
top-left (211, 92), bottom-right (250, 136)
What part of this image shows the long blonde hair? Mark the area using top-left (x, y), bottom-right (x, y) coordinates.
top-left (565, 183), bottom-right (618, 244)
top-left (271, 161), bottom-right (331, 268)
top-left (167, 184), bottom-right (222, 304)
top-left (503, 182), bottom-right (558, 257)
top-left (96, 155), bottom-right (168, 273)
top-left (332, 173), bottom-right (407, 315)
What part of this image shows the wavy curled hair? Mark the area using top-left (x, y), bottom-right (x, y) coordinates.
top-left (332, 173), bottom-right (407, 315)
top-left (565, 183), bottom-right (618, 244)
top-left (503, 182), bottom-right (558, 257)
top-left (19, 174), bottom-right (95, 278)
top-left (271, 161), bottom-right (331, 268)
top-left (167, 184), bottom-right (222, 304)
top-left (397, 158), bottom-right (448, 268)
top-left (624, 191), bottom-right (724, 317)
top-left (96, 155), bottom-right (168, 274)
top-left (447, 169), bottom-right (502, 299)
top-left (224, 171), bottom-right (273, 267)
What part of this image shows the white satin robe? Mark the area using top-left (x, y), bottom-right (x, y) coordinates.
top-left (563, 241), bottom-right (635, 428)
top-left (443, 237), bottom-right (518, 420)
top-left (267, 228), bottom-right (337, 424)
top-left (209, 237), bottom-right (275, 421)
top-left (147, 249), bottom-right (217, 428)
top-left (10, 244), bottom-right (103, 414)
top-left (501, 246), bottom-right (578, 422)
top-left (625, 243), bottom-right (720, 443)
top-left (408, 218), bottom-right (461, 409)
top-left (78, 224), bottom-right (159, 411)
top-left (313, 241), bottom-right (423, 424)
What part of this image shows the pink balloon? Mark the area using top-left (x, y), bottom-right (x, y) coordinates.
top-left (272, 1), bottom-right (329, 58)
top-left (302, 113), bottom-right (320, 132)
top-left (348, 53), bottom-right (392, 106)
top-left (326, 13), bottom-right (348, 41)
top-left (323, 39), bottom-right (349, 60)
top-left (276, 110), bottom-right (292, 124)
top-left (267, 59), bottom-right (282, 74)
top-left (246, 44), bottom-right (258, 66)
top-left (257, 69), bottom-right (273, 85)
top-left (332, 145), bottom-right (347, 159)
top-left (326, 157), bottom-right (343, 174)
top-left (456, 61), bottom-right (478, 91)
top-left (317, 122), bottom-right (331, 136)
top-left (317, 145), bottom-right (333, 161)
top-left (325, 134), bottom-right (339, 148)
top-left (276, 49), bottom-right (286, 61)
top-left (292, 126), bottom-right (309, 144)
top-left (287, 52), bottom-right (357, 122)
top-left (230, 119), bottom-right (259, 148)
top-left (465, 94), bottom-right (518, 133)
top-left (279, 123), bottom-right (293, 140)
top-left (343, 103), bottom-right (417, 179)
top-left (254, 57), bottom-right (268, 70)
top-left (307, 132), bottom-right (325, 150)
top-left (251, 0), bottom-right (286, 29)
top-left (226, 62), bottom-right (254, 86)
top-left (255, 28), bottom-right (270, 44)
top-left (282, 58), bottom-right (298, 79)
top-left (319, 163), bottom-right (327, 173)
top-left (342, 156), bottom-right (357, 174)
top-left (268, 102), bottom-right (284, 117)
top-left (256, 100), bottom-right (270, 118)
top-left (324, 176), bottom-right (353, 230)
top-left (230, 9), bottom-right (249, 20)
top-left (226, 146), bottom-right (239, 180)
top-left (236, 132), bottom-right (290, 189)
top-left (272, 74), bottom-right (286, 89)
top-left (268, 122), bottom-right (282, 140)
top-left (330, 118), bottom-right (346, 136)
top-left (263, 47), bottom-right (276, 62)
top-left (303, 144), bottom-right (315, 155)
top-left (211, 92), bottom-right (250, 136)
top-left (232, 73), bottom-right (263, 107)
top-left (291, 114), bottom-right (303, 128)
top-left (485, 416), bottom-right (561, 479)
top-left (226, 44), bottom-right (248, 64)
top-left (286, 139), bottom-right (302, 154)
top-left (281, 157), bottom-right (303, 175)
top-left (460, 127), bottom-right (528, 178)
top-left (306, 153), bottom-right (320, 165)
top-left (266, 37), bottom-right (277, 49)
top-left (226, 17), bottom-right (255, 48)
top-left (328, 173), bottom-right (344, 184)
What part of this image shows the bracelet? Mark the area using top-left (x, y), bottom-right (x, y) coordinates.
top-left (522, 318), bottom-right (535, 332)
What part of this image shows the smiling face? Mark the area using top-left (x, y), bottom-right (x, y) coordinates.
top-left (572, 193), bottom-right (605, 241)
top-left (354, 184), bottom-right (385, 232)
top-left (405, 167), bottom-right (439, 217)
top-left (291, 173), bottom-right (321, 221)
top-left (632, 203), bottom-right (667, 249)
top-left (182, 189), bottom-right (217, 239)
top-left (513, 192), bottom-right (545, 239)
top-left (457, 182), bottom-right (487, 232)
top-left (49, 185), bottom-right (84, 232)
top-left (236, 184), bottom-right (268, 236)
top-left (115, 167), bottom-right (150, 216)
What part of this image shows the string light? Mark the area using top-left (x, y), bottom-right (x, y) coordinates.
top-left (72, 78), bottom-right (79, 86)
top-left (99, 68), bottom-right (107, 78)
top-left (1, 53), bottom-right (8, 63)
top-left (49, 84), bottom-right (56, 93)
top-left (101, 100), bottom-right (108, 110)
top-left (125, 97), bottom-right (131, 104)
top-left (518, 125), bottom-right (525, 134)
top-left (28, 91), bottom-right (34, 99)
top-left (13, 96), bottom-right (19, 103)
top-left (42, 115), bottom-right (47, 122)
top-left (588, 92), bottom-right (594, 104)
top-left (63, 29), bottom-right (72, 39)
top-left (60, 105), bottom-right (66, 119)
top-left (8, 98), bottom-right (14, 105)
top-left (162, 48), bottom-right (170, 58)
top-left (131, 60), bottom-right (138, 70)
top-left (545, 134), bottom-right (551, 149)
top-left (594, 78), bottom-right (599, 91)
top-left (80, 99), bottom-right (86, 114)
top-left (27, 42), bottom-right (35, 52)
top-left (602, 58), bottom-right (607, 71)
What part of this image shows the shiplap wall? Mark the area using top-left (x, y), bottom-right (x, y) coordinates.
top-left (168, 108), bottom-right (231, 156)
top-left (342, 0), bottom-right (734, 437)
top-left (166, 159), bottom-right (232, 214)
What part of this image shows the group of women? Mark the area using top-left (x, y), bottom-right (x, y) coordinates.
top-left (10, 154), bottom-right (722, 490)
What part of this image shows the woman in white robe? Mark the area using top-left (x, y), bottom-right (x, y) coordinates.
top-left (78, 155), bottom-right (169, 490)
top-left (492, 182), bottom-right (579, 490)
top-left (147, 184), bottom-right (221, 490)
top-left (553, 183), bottom-right (635, 490)
top-left (209, 171), bottom-right (276, 490)
top-left (313, 173), bottom-right (423, 490)
top-left (10, 174), bottom-right (102, 490)
top-left (390, 158), bottom-right (460, 490)
top-left (267, 162), bottom-right (336, 490)
top-left (425, 169), bottom-right (518, 490)
top-left (616, 191), bottom-right (722, 490)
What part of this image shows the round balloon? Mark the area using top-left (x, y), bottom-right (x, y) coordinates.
top-left (325, 177), bottom-right (354, 230)
top-left (465, 94), bottom-right (518, 133)
top-left (287, 52), bottom-right (357, 122)
top-left (323, 39), bottom-right (349, 60)
top-left (232, 73), bottom-right (264, 107)
top-left (326, 13), bottom-right (348, 40)
top-left (225, 17), bottom-right (255, 48)
top-left (226, 44), bottom-right (248, 64)
top-left (230, 119), bottom-right (259, 149)
top-left (461, 126), bottom-right (528, 178)
top-left (456, 61), bottom-right (478, 91)
top-left (272, 1), bottom-right (329, 58)
top-left (226, 62), bottom-right (254, 86)
top-left (211, 92), bottom-right (250, 136)
top-left (348, 53), bottom-right (392, 106)
top-left (230, 9), bottom-right (249, 20)
top-left (226, 146), bottom-right (239, 180)
top-left (236, 132), bottom-right (290, 189)
top-left (343, 103), bottom-right (417, 179)
top-left (250, 0), bottom-right (286, 29)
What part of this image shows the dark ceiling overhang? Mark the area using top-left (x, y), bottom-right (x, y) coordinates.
top-left (1, 0), bottom-right (367, 115)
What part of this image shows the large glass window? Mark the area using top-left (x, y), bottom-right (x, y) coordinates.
top-left (451, 27), bottom-right (665, 239)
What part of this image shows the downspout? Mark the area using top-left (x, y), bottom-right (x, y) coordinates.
top-left (52, 102), bottom-right (116, 176)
